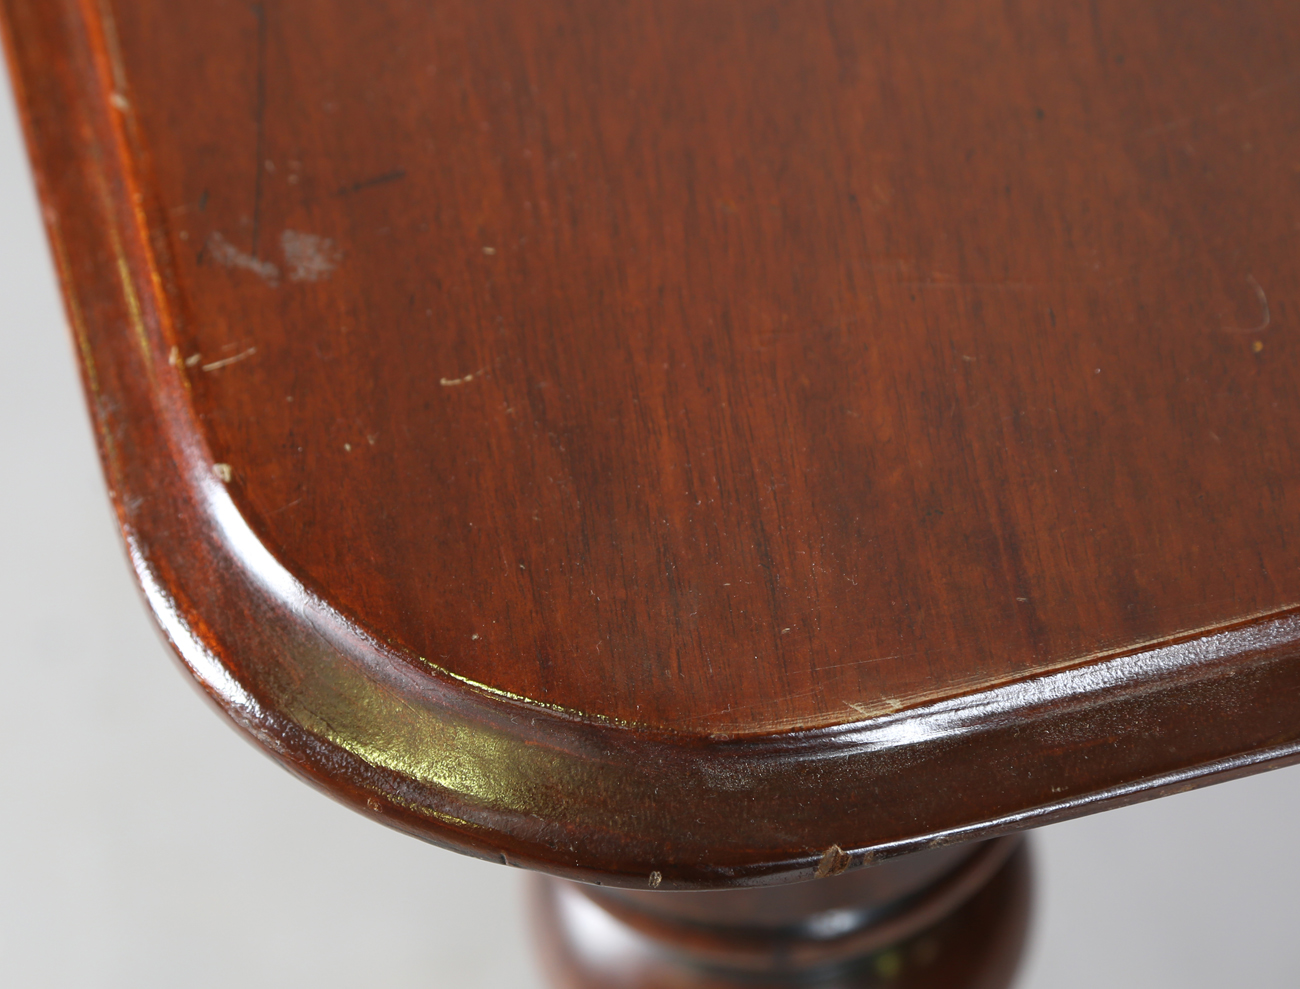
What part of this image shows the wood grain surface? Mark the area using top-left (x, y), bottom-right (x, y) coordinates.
top-left (6, 0), bottom-right (1300, 888)
top-left (93, 0), bottom-right (1300, 734)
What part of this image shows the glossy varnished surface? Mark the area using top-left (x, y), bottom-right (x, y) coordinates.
top-left (84, 0), bottom-right (1300, 732)
top-left (7, 0), bottom-right (1300, 887)
top-left (533, 840), bottom-right (1032, 987)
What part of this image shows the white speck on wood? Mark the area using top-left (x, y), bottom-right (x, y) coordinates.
top-left (281, 229), bottom-right (342, 282)
top-left (207, 231), bottom-right (280, 284)
top-left (440, 369), bottom-right (484, 386)
top-left (213, 463), bottom-right (233, 483)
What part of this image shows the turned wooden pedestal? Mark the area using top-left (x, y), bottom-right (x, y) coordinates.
top-left (534, 839), bottom-right (1031, 988)
top-left (8, 0), bottom-right (1300, 985)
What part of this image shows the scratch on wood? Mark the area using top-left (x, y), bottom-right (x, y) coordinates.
top-left (202, 347), bottom-right (258, 372)
top-left (336, 169), bottom-right (407, 196)
top-left (1222, 274), bottom-right (1270, 334)
top-left (440, 369), bottom-right (485, 386)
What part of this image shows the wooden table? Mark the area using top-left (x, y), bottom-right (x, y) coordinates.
top-left (6, 1), bottom-right (1300, 984)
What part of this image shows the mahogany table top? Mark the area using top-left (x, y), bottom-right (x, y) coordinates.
top-left (6, 0), bottom-right (1300, 888)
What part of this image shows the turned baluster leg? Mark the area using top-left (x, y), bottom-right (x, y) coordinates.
top-left (532, 836), bottom-right (1032, 988)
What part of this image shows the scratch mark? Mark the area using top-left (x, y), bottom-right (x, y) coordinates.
top-left (440, 368), bottom-right (485, 386)
top-left (207, 231), bottom-right (280, 283)
top-left (250, 2), bottom-right (268, 256)
top-left (1143, 72), bottom-right (1300, 138)
top-left (281, 229), bottom-right (341, 281)
top-left (1222, 274), bottom-right (1270, 334)
top-left (902, 280), bottom-right (1036, 292)
top-left (809, 654), bottom-right (901, 675)
top-left (202, 347), bottom-right (258, 371)
top-left (336, 169), bottom-right (407, 196)
top-left (843, 696), bottom-right (905, 719)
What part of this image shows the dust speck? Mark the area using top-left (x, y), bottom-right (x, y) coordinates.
top-left (213, 463), bottom-right (233, 483)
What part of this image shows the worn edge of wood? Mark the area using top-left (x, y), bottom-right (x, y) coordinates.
top-left (6, 0), bottom-right (1300, 890)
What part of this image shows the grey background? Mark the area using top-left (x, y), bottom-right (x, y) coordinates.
top-left (3, 59), bottom-right (1299, 989)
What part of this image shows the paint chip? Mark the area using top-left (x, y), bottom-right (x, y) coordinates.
top-left (213, 463), bottom-right (233, 483)
top-left (648, 871), bottom-right (662, 888)
top-left (814, 844), bottom-right (852, 879)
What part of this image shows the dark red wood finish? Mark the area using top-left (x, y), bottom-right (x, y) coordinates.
top-left (5, 0), bottom-right (1300, 890)
top-left (533, 838), bottom-right (1032, 988)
